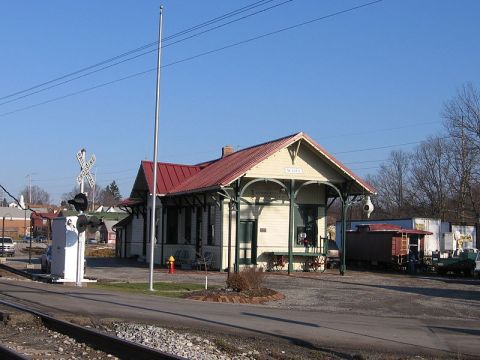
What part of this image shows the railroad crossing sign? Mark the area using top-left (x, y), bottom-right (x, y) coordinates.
top-left (76, 149), bottom-right (96, 188)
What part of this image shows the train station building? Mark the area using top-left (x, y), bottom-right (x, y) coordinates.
top-left (115, 132), bottom-right (375, 273)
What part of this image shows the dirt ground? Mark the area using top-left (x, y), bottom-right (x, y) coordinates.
top-left (264, 270), bottom-right (480, 320)
top-left (1, 257), bottom-right (479, 359)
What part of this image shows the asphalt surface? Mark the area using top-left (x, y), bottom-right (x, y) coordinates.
top-left (2, 248), bottom-right (480, 358)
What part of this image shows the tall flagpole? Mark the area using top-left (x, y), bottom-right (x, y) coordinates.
top-left (149, 5), bottom-right (164, 291)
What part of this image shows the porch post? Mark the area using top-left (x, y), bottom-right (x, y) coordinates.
top-left (340, 196), bottom-right (348, 276)
top-left (235, 181), bottom-right (241, 273)
top-left (288, 179), bottom-right (295, 275)
top-left (228, 201), bottom-right (233, 277)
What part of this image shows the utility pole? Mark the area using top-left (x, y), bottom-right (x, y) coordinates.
top-left (149, 5), bottom-right (164, 292)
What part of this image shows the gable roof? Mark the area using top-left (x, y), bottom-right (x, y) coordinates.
top-left (169, 132), bottom-right (376, 195)
top-left (134, 132), bottom-right (375, 198)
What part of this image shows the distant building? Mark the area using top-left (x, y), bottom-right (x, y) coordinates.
top-left (0, 207), bottom-right (32, 239)
top-left (336, 218), bottom-right (477, 255)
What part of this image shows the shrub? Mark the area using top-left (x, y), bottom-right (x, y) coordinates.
top-left (227, 267), bottom-right (265, 292)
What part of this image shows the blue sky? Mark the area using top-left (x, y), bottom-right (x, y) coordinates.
top-left (1, 0), bottom-right (479, 204)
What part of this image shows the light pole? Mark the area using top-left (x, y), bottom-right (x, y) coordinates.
top-left (148, 5), bottom-right (164, 292)
top-left (2, 213), bottom-right (12, 257)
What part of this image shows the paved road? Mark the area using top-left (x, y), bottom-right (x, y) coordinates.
top-left (0, 278), bottom-right (478, 359)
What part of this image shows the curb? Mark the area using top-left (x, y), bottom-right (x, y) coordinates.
top-left (186, 290), bottom-right (285, 304)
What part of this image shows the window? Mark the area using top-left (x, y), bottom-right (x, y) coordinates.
top-left (294, 205), bottom-right (318, 248)
top-left (207, 205), bottom-right (215, 245)
top-left (166, 207), bottom-right (178, 244)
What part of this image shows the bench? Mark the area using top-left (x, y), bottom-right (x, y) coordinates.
top-left (192, 251), bottom-right (214, 270)
top-left (172, 249), bottom-right (191, 269)
top-left (268, 252), bottom-right (326, 272)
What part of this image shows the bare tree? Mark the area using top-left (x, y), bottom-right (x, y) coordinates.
top-left (443, 83), bottom-right (480, 152)
top-left (99, 181), bottom-right (122, 207)
top-left (443, 83), bottom-right (480, 222)
top-left (409, 136), bottom-right (451, 219)
top-left (61, 183), bottom-right (103, 210)
top-left (367, 150), bottom-right (411, 217)
top-left (19, 185), bottom-right (51, 205)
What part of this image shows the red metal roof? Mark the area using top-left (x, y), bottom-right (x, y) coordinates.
top-left (133, 132), bottom-right (375, 197)
top-left (141, 161), bottom-right (202, 195)
top-left (169, 132), bottom-right (376, 195)
top-left (352, 224), bottom-right (432, 235)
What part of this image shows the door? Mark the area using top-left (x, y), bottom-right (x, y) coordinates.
top-left (239, 220), bottom-right (257, 265)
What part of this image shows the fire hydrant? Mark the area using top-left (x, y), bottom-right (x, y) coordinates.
top-left (168, 255), bottom-right (175, 274)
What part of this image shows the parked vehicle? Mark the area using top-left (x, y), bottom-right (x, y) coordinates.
top-left (21, 235), bottom-right (32, 242)
top-left (40, 245), bottom-right (52, 273)
top-left (433, 248), bottom-right (478, 276)
top-left (34, 235), bottom-right (47, 243)
top-left (475, 252), bottom-right (480, 279)
top-left (0, 237), bottom-right (15, 257)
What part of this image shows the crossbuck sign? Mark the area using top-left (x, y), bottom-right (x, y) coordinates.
top-left (76, 149), bottom-right (96, 188)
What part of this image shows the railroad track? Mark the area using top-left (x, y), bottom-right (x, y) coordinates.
top-left (0, 299), bottom-right (185, 360)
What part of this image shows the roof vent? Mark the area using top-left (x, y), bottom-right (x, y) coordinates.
top-left (222, 145), bottom-right (234, 158)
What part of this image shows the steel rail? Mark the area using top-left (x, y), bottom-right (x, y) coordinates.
top-left (0, 343), bottom-right (30, 360)
top-left (0, 299), bottom-right (185, 360)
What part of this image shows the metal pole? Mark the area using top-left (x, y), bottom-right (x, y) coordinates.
top-left (28, 217), bottom-right (32, 264)
top-left (235, 184), bottom-right (240, 273)
top-left (149, 5), bottom-right (164, 291)
top-left (288, 179), bottom-right (295, 274)
top-left (1, 217), bottom-right (5, 257)
top-left (80, 149), bottom-right (86, 194)
top-left (75, 212), bottom-right (83, 287)
top-left (340, 198), bottom-right (348, 275)
top-left (28, 174), bottom-right (32, 205)
top-left (227, 201), bottom-right (232, 277)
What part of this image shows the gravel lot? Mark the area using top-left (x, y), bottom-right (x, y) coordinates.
top-left (83, 258), bottom-right (480, 321)
top-left (2, 256), bottom-right (479, 359)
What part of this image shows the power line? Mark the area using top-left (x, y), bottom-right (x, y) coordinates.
top-left (0, 0), bottom-right (383, 118)
top-left (0, 184), bottom-right (50, 220)
top-left (333, 136), bottom-right (451, 155)
top-left (0, 0), bottom-right (289, 105)
top-left (317, 120), bottom-right (441, 141)
top-left (343, 159), bottom-right (387, 165)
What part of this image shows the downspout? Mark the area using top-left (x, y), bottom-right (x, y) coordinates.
top-left (288, 179), bottom-right (295, 275)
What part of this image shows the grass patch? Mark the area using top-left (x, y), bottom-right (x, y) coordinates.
top-left (89, 281), bottom-right (207, 298)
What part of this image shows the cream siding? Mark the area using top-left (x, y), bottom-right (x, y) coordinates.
top-left (245, 144), bottom-right (344, 182)
top-left (221, 181), bottom-right (327, 271)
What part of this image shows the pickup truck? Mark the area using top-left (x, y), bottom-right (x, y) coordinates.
top-left (0, 237), bottom-right (15, 257)
top-left (433, 248), bottom-right (478, 276)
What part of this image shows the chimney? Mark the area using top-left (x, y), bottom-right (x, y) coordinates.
top-left (222, 145), bottom-right (234, 158)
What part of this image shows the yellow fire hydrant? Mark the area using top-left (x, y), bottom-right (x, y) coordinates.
top-left (168, 255), bottom-right (175, 274)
